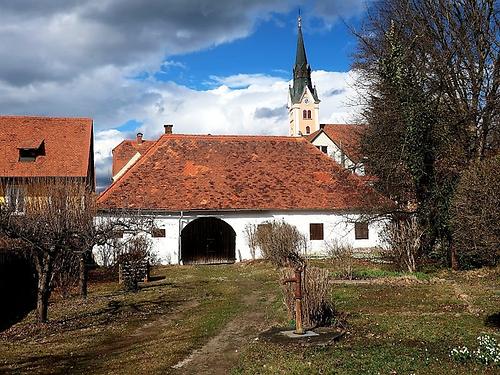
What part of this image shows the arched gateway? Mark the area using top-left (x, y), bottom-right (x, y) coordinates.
top-left (181, 217), bottom-right (236, 265)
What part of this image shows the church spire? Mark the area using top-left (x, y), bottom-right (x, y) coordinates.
top-left (290, 16), bottom-right (318, 105)
top-left (295, 15), bottom-right (308, 71)
top-left (287, 14), bottom-right (320, 137)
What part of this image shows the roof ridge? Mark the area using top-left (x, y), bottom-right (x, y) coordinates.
top-left (111, 138), bottom-right (155, 152)
top-left (158, 134), bottom-right (305, 141)
top-left (0, 115), bottom-right (93, 121)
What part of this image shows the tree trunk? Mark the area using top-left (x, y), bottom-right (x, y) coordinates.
top-left (79, 251), bottom-right (88, 299)
top-left (36, 252), bottom-right (53, 323)
top-left (450, 241), bottom-right (459, 271)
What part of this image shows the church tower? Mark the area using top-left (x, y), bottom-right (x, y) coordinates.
top-left (288, 16), bottom-right (320, 137)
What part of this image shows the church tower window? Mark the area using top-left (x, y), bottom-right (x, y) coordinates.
top-left (307, 110), bottom-right (311, 119)
top-left (303, 110), bottom-right (307, 119)
top-left (306, 126), bottom-right (310, 134)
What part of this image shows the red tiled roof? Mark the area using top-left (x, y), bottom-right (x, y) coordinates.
top-left (307, 124), bottom-right (365, 163)
top-left (98, 134), bottom-right (390, 211)
top-left (112, 139), bottom-right (155, 177)
top-left (0, 116), bottom-right (93, 178)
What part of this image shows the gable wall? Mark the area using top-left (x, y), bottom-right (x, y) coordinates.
top-left (311, 133), bottom-right (365, 176)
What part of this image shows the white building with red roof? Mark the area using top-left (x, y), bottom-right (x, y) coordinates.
top-left (98, 126), bottom-right (390, 264)
top-left (305, 124), bottom-right (366, 176)
top-left (96, 17), bottom-right (390, 265)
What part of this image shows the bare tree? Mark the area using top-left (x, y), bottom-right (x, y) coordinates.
top-left (451, 156), bottom-right (500, 268)
top-left (380, 216), bottom-right (425, 272)
top-left (0, 178), bottom-right (156, 322)
top-left (75, 210), bottom-right (156, 297)
top-left (0, 178), bottom-right (94, 322)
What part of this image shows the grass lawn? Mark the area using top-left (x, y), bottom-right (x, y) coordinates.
top-left (0, 260), bottom-right (498, 374)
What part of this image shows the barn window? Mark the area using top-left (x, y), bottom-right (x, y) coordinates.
top-left (303, 110), bottom-right (307, 119)
top-left (355, 222), bottom-right (369, 240)
top-left (320, 146), bottom-right (327, 153)
top-left (310, 223), bottom-right (324, 240)
top-left (152, 228), bottom-right (166, 237)
top-left (307, 110), bottom-right (312, 119)
top-left (18, 140), bottom-right (45, 163)
top-left (306, 126), bottom-right (310, 134)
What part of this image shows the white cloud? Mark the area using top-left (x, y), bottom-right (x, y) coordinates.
top-left (0, 0), bottom-right (369, 86)
top-left (89, 70), bottom-right (360, 190)
top-left (0, 67), bottom-right (361, 190)
top-left (0, 1), bottom-right (369, 190)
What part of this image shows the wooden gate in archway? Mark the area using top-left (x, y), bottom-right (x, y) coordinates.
top-left (181, 217), bottom-right (236, 264)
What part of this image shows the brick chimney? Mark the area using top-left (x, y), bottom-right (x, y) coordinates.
top-left (136, 132), bottom-right (143, 144)
top-left (164, 124), bottom-right (173, 134)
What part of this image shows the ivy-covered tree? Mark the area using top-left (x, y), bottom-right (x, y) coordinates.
top-left (354, 0), bottom-right (499, 268)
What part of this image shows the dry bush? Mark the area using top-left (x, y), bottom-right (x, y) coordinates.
top-left (325, 240), bottom-right (355, 280)
top-left (281, 266), bottom-right (335, 328)
top-left (451, 156), bottom-right (500, 268)
top-left (255, 220), bottom-right (306, 268)
top-left (52, 252), bottom-right (80, 297)
top-left (244, 223), bottom-right (258, 260)
top-left (380, 216), bottom-right (424, 272)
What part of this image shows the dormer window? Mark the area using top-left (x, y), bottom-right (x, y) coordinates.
top-left (18, 140), bottom-right (45, 162)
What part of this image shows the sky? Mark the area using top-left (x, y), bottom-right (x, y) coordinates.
top-left (0, 0), bottom-right (371, 190)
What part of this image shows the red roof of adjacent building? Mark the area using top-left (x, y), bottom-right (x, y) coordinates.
top-left (98, 134), bottom-right (390, 212)
top-left (0, 116), bottom-right (93, 179)
top-left (112, 138), bottom-right (155, 177)
top-left (306, 124), bottom-right (365, 163)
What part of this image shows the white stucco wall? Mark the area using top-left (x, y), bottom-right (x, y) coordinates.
top-left (311, 132), bottom-right (365, 176)
top-left (96, 210), bottom-right (386, 265)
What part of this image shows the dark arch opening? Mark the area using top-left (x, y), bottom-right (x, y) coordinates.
top-left (181, 217), bottom-right (236, 265)
top-left (306, 126), bottom-right (310, 134)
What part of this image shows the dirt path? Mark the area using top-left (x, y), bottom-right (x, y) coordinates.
top-left (172, 291), bottom-right (269, 375)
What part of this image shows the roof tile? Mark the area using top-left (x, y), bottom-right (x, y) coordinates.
top-left (0, 116), bottom-right (93, 178)
top-left (98, 134), bottom-right (389, 211)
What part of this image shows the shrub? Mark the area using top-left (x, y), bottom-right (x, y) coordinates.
top-left (244, 223), bottom-right (258, 260)
top-left (380, 216), bottom-right (424, 272)
top-left (118, 235), bottom-right (154, 291)
top-left (325, 240), bottom-right (354, 280)
top-left (254, 220), bottom-right (306, 268)
top-left (451, 156), bottom-right (500, 268)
